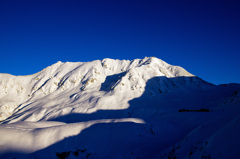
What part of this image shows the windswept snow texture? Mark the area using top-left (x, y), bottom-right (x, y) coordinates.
top-left (0, 57), bottom-right (239, 159)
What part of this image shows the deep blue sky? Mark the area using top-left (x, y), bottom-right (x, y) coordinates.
top-left (0, 0), bottom-right (239, 85)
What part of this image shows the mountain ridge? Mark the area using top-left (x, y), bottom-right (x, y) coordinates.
top-left (0, 57), bottom-right (239, 159)
top-left (0, 57), bottom-right (212, 122)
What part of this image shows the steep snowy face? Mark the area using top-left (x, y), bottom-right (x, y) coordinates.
top-left (30, 57), bottom-right (208, 94)
top-left (0, 57), bottom-right (210, 122)
top-left (0, 74), bottom-right (33, 120)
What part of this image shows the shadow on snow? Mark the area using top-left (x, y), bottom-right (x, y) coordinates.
top-left (1, 76), bottom-right (240, 159)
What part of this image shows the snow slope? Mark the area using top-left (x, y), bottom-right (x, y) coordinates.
top-left (0, 57), bottom-right (239, 159)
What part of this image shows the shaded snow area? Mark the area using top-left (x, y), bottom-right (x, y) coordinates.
top-left (0, 57), bottom-right (239, 159)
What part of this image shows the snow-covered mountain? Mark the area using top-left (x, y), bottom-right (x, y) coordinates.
top-left (0, 57), bottom-right (239, 159)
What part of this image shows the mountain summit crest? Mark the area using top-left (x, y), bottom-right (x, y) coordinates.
top-left (0, 57), bottom-right (240, 159)
top-left (0, 57), bottom-right (209, 122)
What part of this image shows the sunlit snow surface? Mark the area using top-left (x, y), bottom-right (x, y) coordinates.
top-left (0, 57), bottom-right (239, 159)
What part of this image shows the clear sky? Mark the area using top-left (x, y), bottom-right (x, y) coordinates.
top-left (0, 0), bottom-right (239, 85)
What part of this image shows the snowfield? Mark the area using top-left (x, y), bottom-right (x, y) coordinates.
top-left (0, 57), bottom-right (239, 159)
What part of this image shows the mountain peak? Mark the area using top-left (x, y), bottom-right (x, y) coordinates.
top-left (0, 57), bottom-right (240, 159)
top-left (0, 57), bottom-right (210, 122)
